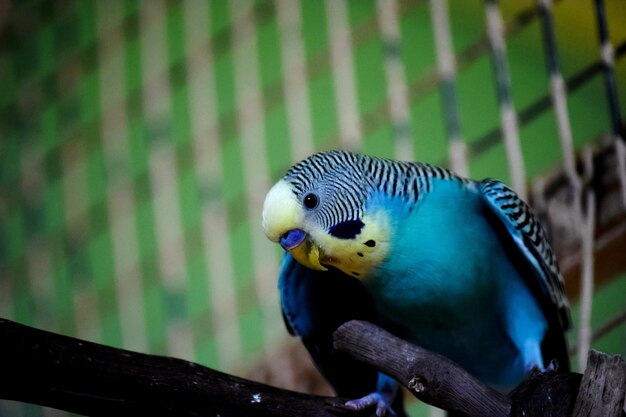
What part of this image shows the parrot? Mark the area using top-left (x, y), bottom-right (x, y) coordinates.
top-left (262, 150), bottom-right (570, 416)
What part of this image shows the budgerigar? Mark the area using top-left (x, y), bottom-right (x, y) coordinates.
top-left (262, 150), bottom-right (570, 416)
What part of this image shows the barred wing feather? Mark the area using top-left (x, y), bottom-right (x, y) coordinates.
top-left (479, 179), bottom-right (571, 331)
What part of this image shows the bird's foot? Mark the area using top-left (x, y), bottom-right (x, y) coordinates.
top-left (545, 359), bottom-right (559, 372)
top-left (528, 359), bottom-right (560, 376)
top-left (345, 392), bottom-right (397, 417)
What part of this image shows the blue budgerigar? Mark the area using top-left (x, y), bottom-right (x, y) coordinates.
top-left (262, 150), bottom-right (570, 416)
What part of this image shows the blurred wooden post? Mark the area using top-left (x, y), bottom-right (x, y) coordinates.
top-left (537, 142), bottom-right (626, 301)
top-left (573, 349), bottom-right (626, 417)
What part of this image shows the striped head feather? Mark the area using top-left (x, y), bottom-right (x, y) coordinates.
top-left (262, 150), bottom-right (465, 278)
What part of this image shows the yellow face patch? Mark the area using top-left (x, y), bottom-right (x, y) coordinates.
top-left (262, 179), bottom-right (303, 242)
top-left (311, 211), bottom-right (390, 279)
top-left (263, 178), bottom-right (391, 279)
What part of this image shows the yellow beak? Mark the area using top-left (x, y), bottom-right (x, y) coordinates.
top-left (289, 235), bottom-right (328, 271)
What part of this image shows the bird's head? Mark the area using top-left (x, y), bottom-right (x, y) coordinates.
top-left (262, 151), bottom-right (390, 279)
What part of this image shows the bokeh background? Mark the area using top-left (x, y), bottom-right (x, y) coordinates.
top-left (0, 1), bottom-right (625, 416)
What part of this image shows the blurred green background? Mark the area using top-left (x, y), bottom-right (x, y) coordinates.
top-left (0, 1), bottom-right (625, 416)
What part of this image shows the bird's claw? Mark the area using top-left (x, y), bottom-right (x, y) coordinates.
top-left (345, 393), bottom-right (397, 417)
top-left (528, 359), bottom-right (560, 376)
top-left (545, 359), bottom-right (559, 372)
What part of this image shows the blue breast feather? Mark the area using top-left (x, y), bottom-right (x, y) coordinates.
top-left (278, 254), bottom-right (407, 414)
top-left (364, 179), bottom-right (549, 390)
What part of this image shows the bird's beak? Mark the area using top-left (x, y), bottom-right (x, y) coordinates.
top-left (280, 229), bottom-right (327, 271)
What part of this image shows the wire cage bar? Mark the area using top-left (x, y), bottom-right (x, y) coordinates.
top-left (593, 0), bottom-right (624, 140)
top-left (484, 0), bottom-right (527, 200)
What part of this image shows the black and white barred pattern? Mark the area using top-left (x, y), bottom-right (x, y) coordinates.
top-left (283, 150), bottom-right (467, 232)
top-left (480, 179), bottom-right (571, 329)
top-left (284, 152), bottom-right (366, 232)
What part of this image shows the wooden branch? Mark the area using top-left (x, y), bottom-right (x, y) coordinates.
top-left (3, 317), bottom-right (623, 417)
top-left (0, 318), bottom-right (374, 417)
top-left (333, 320), bottom-right (511, 416)
top-left (334, 320), bottom-right (626, 417)
top-left (573, 349), bottom-right (626, 417)
top-left (508, 368), bottom-right (582, 417)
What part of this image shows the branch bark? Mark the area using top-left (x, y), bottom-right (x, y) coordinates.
top-left (0, 318), bottom-right (373, 417)
top-left (2, 317), bottom-right (623, 417)
top-left (333, 320), bottom-right (511, 416)
top-left (573, 349), bottom-right (626, 417)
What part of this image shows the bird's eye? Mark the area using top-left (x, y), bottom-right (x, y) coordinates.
top-left (303, 193), bottom-right (319, 209)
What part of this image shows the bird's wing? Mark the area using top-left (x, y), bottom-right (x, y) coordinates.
top-left (479, 179), bottom-right (571, 369)
top-left (278, 253), bottom-right (405, 414)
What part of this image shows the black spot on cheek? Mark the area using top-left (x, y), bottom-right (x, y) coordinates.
top-left (352, 272), bottom-right (360, 276)
top-left (357, 252), bottom-right (364, 257)
top-left (364, 240), bottom-right (376, 247)
top-left (329, 219), bottom-right (365, 239)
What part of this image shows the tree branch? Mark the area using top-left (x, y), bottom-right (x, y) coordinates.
top-left (0, 318), bottom-right (373, 417)
top-left (573, 350), bottom-right (626, 417)
top-left (333, 320), bottom-right (511, 416)
top-left (2, 318), bottom-right (623, 417)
